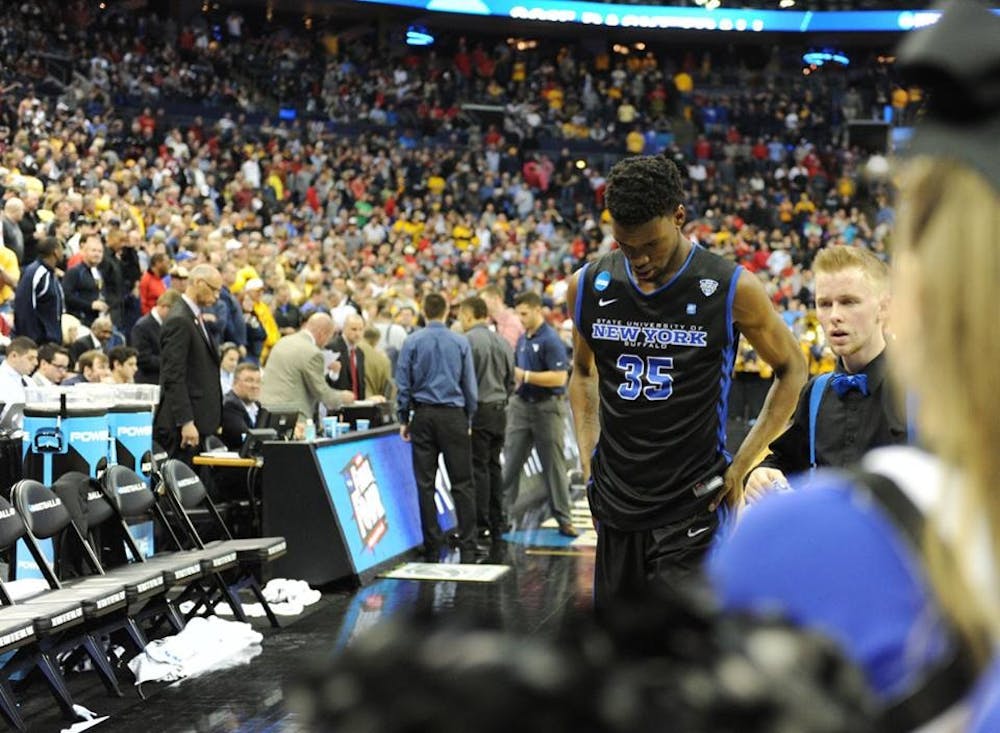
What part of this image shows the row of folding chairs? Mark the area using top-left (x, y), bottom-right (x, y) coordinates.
top-left (0, 459), bottom-right (287, 731)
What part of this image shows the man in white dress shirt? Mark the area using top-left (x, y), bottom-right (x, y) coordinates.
top-left (0, 337), bottom-right (38, 425)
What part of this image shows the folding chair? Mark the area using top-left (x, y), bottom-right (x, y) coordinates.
top-left (100, 465), bottom-right (242, 625)
top-left (10, 479), bottom-right (155, 688)
top-left (0, 608), bottom-right (50, 730)
top-left (0, 493), bottom-right (124, 723)
top-left (159, 460), bottom-right (287, 628)
top-left (79, 476), bottom-right (186, 637)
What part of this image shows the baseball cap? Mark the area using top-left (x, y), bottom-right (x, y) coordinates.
top-left (896, 0), bottom-right (1000, 192)
top-left (244, 278), bottom-right (264, 291)
top-left (170, 265), bottom-right (190, 279)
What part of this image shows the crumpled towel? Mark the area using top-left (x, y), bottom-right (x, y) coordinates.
top-left (262, 578), bottom-right (322, 606)
top-left (211, 578), bottom-right (322, 618)
top-left (127, 616), bottom-right (263, 685)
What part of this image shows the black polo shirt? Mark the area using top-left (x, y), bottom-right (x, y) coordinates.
top-left (514, 321), bottom-right (568, 401)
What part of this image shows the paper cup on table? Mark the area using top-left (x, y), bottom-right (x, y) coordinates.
top-left (322, 417), bottom-right (337, 437)
top-left (355, 418), bottom-right (370, 431)
top-left (336, 421), bottom-right (351, 436)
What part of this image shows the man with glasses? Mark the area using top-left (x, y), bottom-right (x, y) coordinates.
top-left (154, 264), bottom-right (225, 461)
top-left (33, 344), bottom-right (71, 386)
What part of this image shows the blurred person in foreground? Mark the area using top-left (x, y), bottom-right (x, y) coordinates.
top-left (711, 3), bottom-right (1000, 730)
top-left (287, 588), bottom-right (877, 733)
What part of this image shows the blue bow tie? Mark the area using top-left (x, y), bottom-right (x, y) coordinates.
top-left (830, 372), bottom-right (869, 397)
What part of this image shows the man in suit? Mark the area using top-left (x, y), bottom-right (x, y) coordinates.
top-left (221, 363), bottom-right (263, 449)
top-left (327, 313), bottom-right (367, 399)
top-left (358, 325), bottom-right (396, 402)
top-left (261, 313), bottom-right (355, 422)
top-left (154, 264), bottom-right (225, 462)
top-left (69, 316), bottom-right (114, 365)
top-left (130, 290), bottom-right (180, 385)
top-left (63, 234), bottom-right (110, 327)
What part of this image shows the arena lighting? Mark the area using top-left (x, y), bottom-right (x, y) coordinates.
top-left (802, 50), bottom-right (850, 66)
top-left (405, 25), bottom-right (435, 45)
top-left (779, 0), bottom-right (795, 7)
top-left (357, 0), bottom-right (1000, 33)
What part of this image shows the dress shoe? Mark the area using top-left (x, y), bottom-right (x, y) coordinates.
top-left (558, 523), bottom-right (580, 538)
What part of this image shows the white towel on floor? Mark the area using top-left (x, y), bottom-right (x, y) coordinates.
top-left (211, 578), bottom-right (321, 617)
top-left (263, 578), bottom-right (322, 607)
top-left (127, 616), bottom-right (263, 685)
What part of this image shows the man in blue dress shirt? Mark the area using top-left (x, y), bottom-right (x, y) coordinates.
top-left (396, 292), bottom-right (479, 561)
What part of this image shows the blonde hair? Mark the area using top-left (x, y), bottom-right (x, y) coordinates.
top-left (812, 245), bottom-right (889, 294)
top-left (894, 157), bottom-right (1000, 658)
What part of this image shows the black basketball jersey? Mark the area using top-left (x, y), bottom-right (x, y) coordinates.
top-left (575, 245), bottom-right (742, 530)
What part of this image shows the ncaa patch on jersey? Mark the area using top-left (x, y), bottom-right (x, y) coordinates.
top-left (686, 303), bottom-right (697, 315)
top-left (699, 278), bottom-right (719, 297)
top-left (594, 271), bottom-right (611, 292)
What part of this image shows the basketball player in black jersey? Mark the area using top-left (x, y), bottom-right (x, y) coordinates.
top-left (567, 154), bottom-right (807, 609)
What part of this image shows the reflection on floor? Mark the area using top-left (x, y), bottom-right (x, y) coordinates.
top-left (18, 525), bottom-right (596, 732)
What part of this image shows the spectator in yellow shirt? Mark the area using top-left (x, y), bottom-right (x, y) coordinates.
top-left (625, 128), bottom-right (645, 155)
top-left (0, 243), bottom-right (19, 308)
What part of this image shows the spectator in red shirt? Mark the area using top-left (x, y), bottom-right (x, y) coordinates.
top-left (139, 253), bottom-right (169, 315)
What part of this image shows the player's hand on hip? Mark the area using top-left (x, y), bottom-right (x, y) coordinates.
top-left (745, 467), bottom-right (790, 504)
top-left (714, 460), bottom-right (749, 512)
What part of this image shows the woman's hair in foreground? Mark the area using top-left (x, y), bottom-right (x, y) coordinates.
top-left (894, 156), bottom-right (1000, 656)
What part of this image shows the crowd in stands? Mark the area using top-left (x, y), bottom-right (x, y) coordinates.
top-left (0, 0), bottom-right (909, 392)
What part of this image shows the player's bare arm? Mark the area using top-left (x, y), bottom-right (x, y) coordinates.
top-left (567, 270), bottom-right (600, 485)
top-left (718, 270), bottom-right (807, 510)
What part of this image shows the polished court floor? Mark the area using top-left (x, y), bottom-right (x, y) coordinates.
top-left (20, 524), bottom-right (597, 732)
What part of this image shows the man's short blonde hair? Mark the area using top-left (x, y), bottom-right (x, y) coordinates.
top-left (812, 246), bottom-right (889, 293)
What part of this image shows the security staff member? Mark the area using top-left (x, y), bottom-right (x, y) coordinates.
top-left (458, 295), bottom-right (515, 541)
top-left (745, 246), bottom-right (906, 500)
top-left (396, 293), bottom-right (479, 562)
top-left (502, 291), bottom-right (577, 537)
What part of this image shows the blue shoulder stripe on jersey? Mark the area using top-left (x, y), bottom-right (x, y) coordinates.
top-left (574, 262), bottom-right (590, 330)
top-left (624, 243), bottom-right (698, 298)
top-left (715, 265), bottom-right (743, 457)
top-left (725, 265), bottom-right (742, 338)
